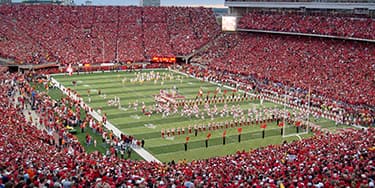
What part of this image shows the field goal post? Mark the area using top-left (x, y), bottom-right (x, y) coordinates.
top-left (282, 86), bottom-right (310, 138)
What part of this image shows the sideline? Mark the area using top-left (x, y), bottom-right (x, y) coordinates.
top-left (50, 77), bottom-right (161, 163)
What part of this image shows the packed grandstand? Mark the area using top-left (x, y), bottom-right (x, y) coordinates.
top-left (0, 2), bottom-right (374, 188)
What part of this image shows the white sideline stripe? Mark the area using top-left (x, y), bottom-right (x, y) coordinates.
top-left (351, 124), bottom-right (367, 130)
top-left (282, 131), bottom-right (308, 138)
top-left (50, 77), bottom-right (161, 163)
top-left (296, 135), bottom-right (302, 141)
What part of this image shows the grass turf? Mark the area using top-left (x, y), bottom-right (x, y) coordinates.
top-left (52, 70), bottom-right (344, 162)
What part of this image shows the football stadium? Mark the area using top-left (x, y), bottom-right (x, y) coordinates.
top-left (0, 0), bottom-right (374, 187)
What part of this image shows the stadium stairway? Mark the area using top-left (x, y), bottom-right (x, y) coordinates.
top-left (12, 86), bottom-right (46, 131)
top-left (184, 33), bottom-right (223, 62)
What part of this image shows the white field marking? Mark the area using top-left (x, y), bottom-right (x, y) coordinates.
top-left (187, 82), bottom-right (193, 85)
top-left (83, 84), bottom-right (90, 87)
top-left (90, 89), bottom-right (98, 92)
top-left (296, 135), bottom-right (302, 141)
top-left (131, 115), bottom-right (141, 120)
top-left (144, 123), bottom-right (157, 129)
top-left (119, 107), bottom-right (128, 111)
top-left (165, 136), bottom-right (175, 140)
top-left (77, 80), bottom-right (83, 83)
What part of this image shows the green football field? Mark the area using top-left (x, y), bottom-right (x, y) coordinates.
top-left (52, 69), bottom-right (347, 162)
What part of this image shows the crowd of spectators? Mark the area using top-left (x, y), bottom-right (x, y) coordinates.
top-left (0, 4), bottom-right (220, 65)
top-left (0, 13), bottom-right (43, 64)
top-left (191, 32), bottom-right (375, 124)
top-left (226, 0), bottom-right (374, 2)
top-left (1, 4), bottom-right (374, 187)
top-left (1, 72), bottom-right (374, 187)
top-left (238, 11), bottom-right (375, 40)
top-left (191, 33), bottom-right (240, 65)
